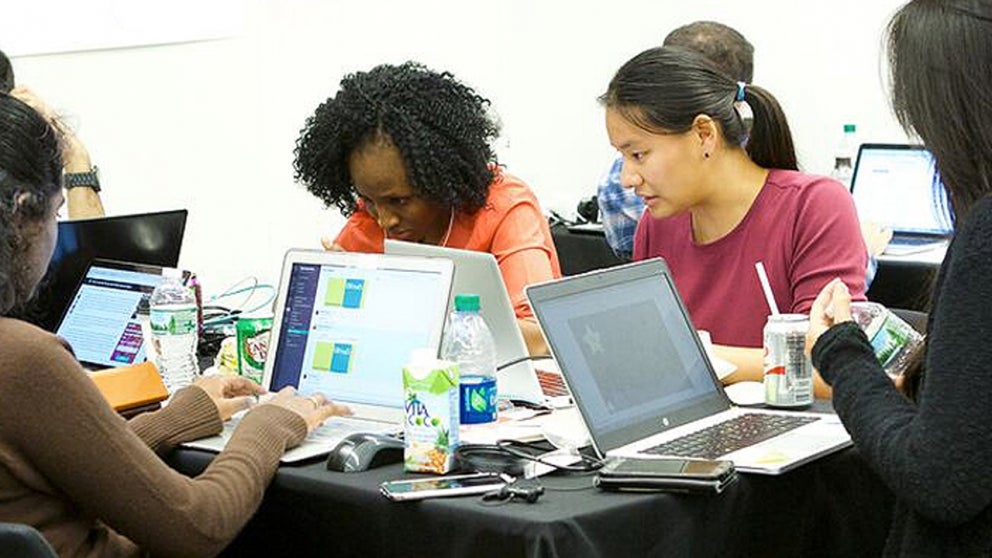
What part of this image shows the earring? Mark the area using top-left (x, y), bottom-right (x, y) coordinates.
top-left (703, 152), bottom-right (710, 159)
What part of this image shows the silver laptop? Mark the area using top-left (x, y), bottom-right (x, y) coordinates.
top-left (850, 144), bottom-right (953, 255)
top-left (526, 258), bottom-right (851, 475)
top-left (56, 259), bottom-right (186, 371)
top-left (185, 249), bottom-right (454, 462)
top-left (384, 240), bottom-right (568, 407)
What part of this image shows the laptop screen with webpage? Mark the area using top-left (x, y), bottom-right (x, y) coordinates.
top-left (850, 144), bottom-right (952, 236)
top-left (55, 259), bottom-right (178, 369)
top-left (264, 250), bottom-right (453, 412)
top-left (527, 259), bottom-right (730, 452)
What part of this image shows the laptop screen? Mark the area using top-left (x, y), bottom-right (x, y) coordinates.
top-left (850, 145), bottom-right (952, 236)
top-left (56, 260), bottom-right (172, 369)
top-left (22, 210), bottom-right (187, 332)
top-left (527, 259), bottom-right (729, 452)
top-left (267, 256), bottom-right (451, 409)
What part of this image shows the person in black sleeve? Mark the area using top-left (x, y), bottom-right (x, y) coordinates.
top-left (806, 1), bottom-right (992, 555)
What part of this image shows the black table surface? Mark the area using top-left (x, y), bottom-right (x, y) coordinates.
top-left (171, 441), bottom-right (894, 558)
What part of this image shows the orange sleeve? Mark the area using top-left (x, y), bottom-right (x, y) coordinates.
top-left (333, 211), bottom-right (385, 253)
top-left (489, 200), bottom-right (561, 319)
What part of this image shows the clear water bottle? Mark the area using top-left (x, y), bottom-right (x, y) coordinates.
top-left (441, 294), bottom-right (497, 425)
top-left (149, 273), bottom-right (199, 393)
top-left (850, 302), bottom-right (924, 378)
top-left (831, 123), bottom-right (858, 188)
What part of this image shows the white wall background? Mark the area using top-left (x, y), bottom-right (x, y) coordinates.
top-left (6, 0), bottom-right (911, 294)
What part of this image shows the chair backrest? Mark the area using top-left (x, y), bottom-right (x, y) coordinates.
top-left (0, 522), bottom-right (57, 558)
top-left (549, 222), bottom-right (628, 276)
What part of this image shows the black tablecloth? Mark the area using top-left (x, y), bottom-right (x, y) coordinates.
top-left (172, 444), bottom-right (894, 558)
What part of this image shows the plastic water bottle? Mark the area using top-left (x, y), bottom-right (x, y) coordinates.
top-left (849, 302), bottom-right (924, 378)
top-left (149, 273), bottom-right (199, 393)
top-left (831, 123), bottom-right (858, 188)
top-left (441, 294), bottom-right (497, 425)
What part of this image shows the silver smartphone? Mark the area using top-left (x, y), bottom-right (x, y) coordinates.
top-left (379, 472), bottom-right (511, 501)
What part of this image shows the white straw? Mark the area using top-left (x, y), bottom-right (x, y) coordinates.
top-left (754, 261), bottom-right (780, 316)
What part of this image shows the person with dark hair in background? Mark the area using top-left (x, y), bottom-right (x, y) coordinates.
top-left (294, 61), bottom-right (561, 356)
top-left (0, 48), bottom-right (104, 220)
top-left (807, 1), bottom-right (992, 554)
top-left (602, 46), bottom-right (867, 397)
top-left (597, 21), bottom-right (753, 261)
top-left (0, 91), bottom-right (351, 556)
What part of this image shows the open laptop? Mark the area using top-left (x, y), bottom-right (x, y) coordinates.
top-left (22, 210), bottom-right (188, 332)
top-left (383, 240), bottom-right (568, 407)
top-left (526, 258), bottom-right (851, 475)
top-left (56, 259), bottom-right (187, 370)
top-left (850, 144), bottom-right (953, 255)
top-left (185, 249), bottom-right (454, 463)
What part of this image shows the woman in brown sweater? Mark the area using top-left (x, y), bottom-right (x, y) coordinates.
top-left (0, 92), bottom-right (349, 557)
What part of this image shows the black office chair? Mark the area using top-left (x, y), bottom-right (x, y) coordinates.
top-left (0, 522), bottom-right (57, 558)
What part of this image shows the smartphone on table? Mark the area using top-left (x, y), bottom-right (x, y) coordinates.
top-left (380, 472), bottom-right (511, 501)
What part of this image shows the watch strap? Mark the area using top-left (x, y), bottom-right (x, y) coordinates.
top-left (65, 165), bottom-right (101, 192)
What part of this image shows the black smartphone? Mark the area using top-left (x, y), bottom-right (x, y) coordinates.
top-left (379, 472), bottom-right (510, 502)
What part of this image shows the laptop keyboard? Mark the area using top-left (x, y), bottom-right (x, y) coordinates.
top-left (643, 413), bottom-right (818, 460)
top-left (536, 370), bottom-right (570, 398)
top-left (220, 413), bottom-right (397, 445)
top-left (891, 236), bottom-right (945, 246)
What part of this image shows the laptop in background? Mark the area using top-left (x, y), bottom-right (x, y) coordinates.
top-left (526, 258), bottom-right (851, 475)
top-left (56, 259), bottom-right (187, 370)
top-left (186, 249), bottom-right (454, 462)
top-left (850, 144), bottom-right (953, 255)
top-left (23, 210), bottom-right (188, 332)
top-left (383, 240), bottom-right (566, 407)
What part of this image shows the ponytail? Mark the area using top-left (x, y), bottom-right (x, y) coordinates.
top-left (741, 85), bottom-right (797, 170)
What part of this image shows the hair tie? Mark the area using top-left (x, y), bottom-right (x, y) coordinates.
top-left (735, 81), bottom-right (747, 102)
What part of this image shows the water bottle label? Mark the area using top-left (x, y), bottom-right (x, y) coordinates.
top-left (150, 307), bottom-right (198, 336)
top-left (460, 376), bottom-right (497, 424)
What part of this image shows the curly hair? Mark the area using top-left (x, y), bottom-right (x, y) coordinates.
top-left (0, 93), bottom-right (63, 316)
top-left (293, 62), bottom-right (500, 216)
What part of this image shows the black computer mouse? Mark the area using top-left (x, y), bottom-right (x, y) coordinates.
top-left (325, 432), bottom-right (405, 472)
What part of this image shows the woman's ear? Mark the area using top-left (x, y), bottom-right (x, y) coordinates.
top-left (692, 114), bottom-right (717, 159)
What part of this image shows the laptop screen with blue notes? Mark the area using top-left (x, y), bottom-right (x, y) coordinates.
top-left (267, 257), bottom-right (451, 409)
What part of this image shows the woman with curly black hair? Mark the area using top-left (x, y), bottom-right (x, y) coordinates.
top-left (294, 62), bottom-right (560, 355)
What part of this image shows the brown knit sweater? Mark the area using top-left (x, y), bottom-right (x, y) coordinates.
top-left (0, 318), bottom-right (308, 557)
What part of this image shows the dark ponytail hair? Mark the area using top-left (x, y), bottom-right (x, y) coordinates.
top-left (600, 46), bottom-right (797, 171)
top-left (0, 92), bottom-right (63, 316)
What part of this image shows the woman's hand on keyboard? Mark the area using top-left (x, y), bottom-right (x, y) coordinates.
top-left (263, 387), bottom-right (352, 433)
top-left (194, 374), bottom-right (267, 421)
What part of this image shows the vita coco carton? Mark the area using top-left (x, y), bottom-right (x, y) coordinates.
top-left (402, 351), bottom-right (460, 474)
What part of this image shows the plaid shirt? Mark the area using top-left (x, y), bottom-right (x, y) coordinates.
top-left (596, 157), bottom-right (644, 259)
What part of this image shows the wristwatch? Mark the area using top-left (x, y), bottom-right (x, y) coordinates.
top-left (64, 166), bottom-right (101, 192)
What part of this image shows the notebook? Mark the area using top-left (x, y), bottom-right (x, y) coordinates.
top-left (383, 239), bottom-right (568, 407)
top-left (185, 249), bottom-right (454, 463)
top-left (850, 144), bottom-right (953, 255)
top-left (55, 259), bottom-right (185, 370)
top-left (25, 209), bottom-right (187, 332)
top-left (525, 258), bottom-right (852, 475)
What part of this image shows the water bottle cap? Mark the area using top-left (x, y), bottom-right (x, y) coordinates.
top-left (843, 124), bottom-right (857, 133)
top-left (454, 293), bottom-right (481, 312)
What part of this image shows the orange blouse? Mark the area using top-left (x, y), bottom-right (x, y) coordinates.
top-left (334, 170), bottom-right (561, 318)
